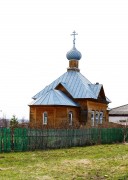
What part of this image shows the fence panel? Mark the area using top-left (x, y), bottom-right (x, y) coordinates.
top-left (91, 128), bottom-right (99, 144)
top-left (101, 128), bottom-right (113, 144)
top-left (14, 128), bottom-right (28, 151)
top-left (0, 128), bottom-right (11, 152)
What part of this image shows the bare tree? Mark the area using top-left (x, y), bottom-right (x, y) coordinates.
top-left (19, 117), bottom-right (29, 128)
top-left (0, 114), bottom-right (9, 128)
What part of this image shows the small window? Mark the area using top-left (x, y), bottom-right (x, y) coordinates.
top-left (68, 111), bottom-right (73, 125)
top-left (91, 111), bottom-right (94, 126)
top-left (95, 111), bottom-right (99, 124)
top-left (99, 112), bottom-right (103, 124)
top-left (43, 112), bottom-right (48, 125)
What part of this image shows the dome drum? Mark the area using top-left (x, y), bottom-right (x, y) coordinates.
top-left (67, 60), bottom-right (80, 72)
top-left (69, 60), bottom-right (79, 68)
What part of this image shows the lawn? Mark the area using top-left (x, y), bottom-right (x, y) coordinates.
top-left (0, 144), bottom-right (128, 180)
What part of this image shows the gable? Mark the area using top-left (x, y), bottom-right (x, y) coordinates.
top-left (98, 86), bottom-right (106, 101)
top-left (98, 86), bottom-right (111, 103)
top-left (55, 83), bottom-right (73, 99)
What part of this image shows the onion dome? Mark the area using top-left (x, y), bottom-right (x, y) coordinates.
top-left (66, 31), bottom-right (82, 60)
top-left (66, 46), bottom-right (82, 60)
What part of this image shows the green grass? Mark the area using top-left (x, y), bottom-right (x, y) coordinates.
top-left (0, 144), bottom-right (128, 180)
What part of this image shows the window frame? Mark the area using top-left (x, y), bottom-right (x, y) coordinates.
top-left (95, 111), bottom-right (99, 124)
top-left (91, 111), bottom-right (95, 126)
top-left (99, 111), bottom-right (103, 124)
top-left (43, 112), bottom-right (48, 125)
top-left (68, 111), bottom-right (73, 126)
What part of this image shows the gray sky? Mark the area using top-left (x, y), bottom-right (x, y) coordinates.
top-left (0, 0), bottom-right (128, 119)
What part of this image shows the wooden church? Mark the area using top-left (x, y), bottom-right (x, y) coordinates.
top-left (29, 31), bottom-right (111, 129)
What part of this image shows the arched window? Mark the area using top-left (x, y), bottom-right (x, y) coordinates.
top-left (68, 111), bottom-right (73, 125)
top-left (43, 112), bottom-right (48, 125)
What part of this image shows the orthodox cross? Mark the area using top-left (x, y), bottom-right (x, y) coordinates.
top-left (71, 31), bottom-right (78, 47)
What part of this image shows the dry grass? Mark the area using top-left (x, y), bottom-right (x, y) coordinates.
top-left (0, 144), bottom-right (128, 179)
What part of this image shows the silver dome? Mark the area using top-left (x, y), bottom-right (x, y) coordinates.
top-left (66, 46), bottom-right (82, 60)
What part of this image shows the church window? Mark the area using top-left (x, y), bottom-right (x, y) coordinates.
top-left (69, 111), bottom-right (73, 125)
top-left (99, 112), bottom-right (103, 124)
top-left (91, 111), bottom-right (94, 126)
top-left (43, 112), bottom-right (48, 125)
top-left (95, 111), bottom-right (99, 124)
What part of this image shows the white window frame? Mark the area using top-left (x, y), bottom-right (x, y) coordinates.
top-left (95, 111), bottom-right (99, 124)
top-left (99, 111), bottom-right (103, 124)
top-left (69, 111), bottom-right (73, 125)
top-left (43, 112), bottom-right (48, 125)
top-left (91, 111), bottom-right (94, 126)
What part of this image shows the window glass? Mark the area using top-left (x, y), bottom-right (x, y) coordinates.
top-left (69, 112), bottom-right (73, 125)
top-left (43, 112), bottom-right (48, 125)
top-left (99, 112), bottom-right (103, 124)
top-left (91, 111), bottom-right (94, 126)
top-left (95, 111), bottom-right (99, 124)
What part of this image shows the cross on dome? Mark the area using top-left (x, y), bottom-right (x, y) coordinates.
top-left (66, 31), bottom-right (82, 61)
top-left (71, 31), bottom-right (78, 47)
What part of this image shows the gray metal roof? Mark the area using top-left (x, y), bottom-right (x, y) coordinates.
top-left (88, 84), bottom-right (102, 97)
top-left (30, 89), bottom-right (79, 106)
top-left (32, 70), bottom-right (110, 104)
top-left (109, 104), bottom-right (128, 115)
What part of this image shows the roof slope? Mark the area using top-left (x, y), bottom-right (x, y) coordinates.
top-left (109, 104), bottom-right (128, 115)
top-left (88, 84), bottom-right (102, 98)
top-left (30, 89), bottom-right (79, 106)
top-left (32, 71), bottom-right (109, 103)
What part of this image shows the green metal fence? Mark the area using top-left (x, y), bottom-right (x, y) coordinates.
top-left (0, 128), bottom-right (11, 152)
top-left (0, 128), bottom-right (127, 152)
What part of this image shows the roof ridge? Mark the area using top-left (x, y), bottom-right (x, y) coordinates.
top-left (76, 72), bottom-right (97, 98)
top-left (77, 72), bottom-right (92, 84)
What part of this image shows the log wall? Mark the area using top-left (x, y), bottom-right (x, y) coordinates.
top-left (29, 105), bottom-right (80, 129)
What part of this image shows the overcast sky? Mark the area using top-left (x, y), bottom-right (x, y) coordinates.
top-left (0, 0), bottom-right (128, 119)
